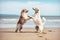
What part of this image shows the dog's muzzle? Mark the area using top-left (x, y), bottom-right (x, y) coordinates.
top-left (26, 10), bottom-right (28, 13)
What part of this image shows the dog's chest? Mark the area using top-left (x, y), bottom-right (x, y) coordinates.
top-left (22, 14), bottom-right (28, 19)
top-left (33, 14), bottom-right (42, 23)
top-left (34, 14), bottom-right (40, 20)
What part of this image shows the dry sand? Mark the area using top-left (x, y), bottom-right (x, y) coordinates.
top-left (0, 28), bottom-right (60, 40)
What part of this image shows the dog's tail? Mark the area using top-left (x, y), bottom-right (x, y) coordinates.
top-left (42, 17), bottom-right (46, 25)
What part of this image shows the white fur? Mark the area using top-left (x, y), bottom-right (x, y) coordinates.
top-left (22, 13), bottom-right (30, 21)
top-left (22, 13), bottom-right (28, 19)
top-left (32, 12), bottom-right (46, 33)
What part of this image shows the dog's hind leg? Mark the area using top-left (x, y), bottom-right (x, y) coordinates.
top-left (15, 28), bottom-right (18, 32)
top-left (39, 25), bottom-right (44, 33)
top-left (15, 24), bottom-right (20, 32)
top-left (15, 24), bottom-right (19, 32)
top-left (35, 26), bottom-right (39, 32)
top-left (19, 24), bottom-right (23, 32)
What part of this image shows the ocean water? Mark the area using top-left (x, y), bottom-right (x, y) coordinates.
top-left (0, 16), bottom-right (60, 28)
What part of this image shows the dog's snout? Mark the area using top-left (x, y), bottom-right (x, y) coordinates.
top-left (32, 8), bottom-right (35, 10)
top-left (26, 10), bottom-right (28, 13)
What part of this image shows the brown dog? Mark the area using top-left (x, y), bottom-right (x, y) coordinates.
top-left (15, 9), bottom-right (31, 32)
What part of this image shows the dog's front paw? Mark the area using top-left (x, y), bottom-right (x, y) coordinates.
top-left (15, 30), bottom-right (17, 32)
top-left (28, 16), bottom-right (32, 19)
top-left (30, 17), bottom-right (32, 19)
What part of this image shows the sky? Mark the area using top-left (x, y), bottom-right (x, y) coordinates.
top-left (0, 0), bottom-right (60, 16)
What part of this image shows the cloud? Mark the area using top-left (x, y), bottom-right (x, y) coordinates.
top-left (0, 1), bottom-right (59, 16)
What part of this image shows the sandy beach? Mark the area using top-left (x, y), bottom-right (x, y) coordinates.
top-left (0, 28), bottom-right (60, 40)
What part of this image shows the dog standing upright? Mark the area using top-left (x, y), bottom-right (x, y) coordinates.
top-left (15, 9), bottom-right (31, 32)
top-left (31, 8), bottom-right (46, 33)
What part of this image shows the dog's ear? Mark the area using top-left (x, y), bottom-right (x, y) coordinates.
top-left (21, 9), bottom-right (24, 13)
top-left (32, 8), bottom-right (35, 10)
top-left (22, 10), bottom-right (25, 12)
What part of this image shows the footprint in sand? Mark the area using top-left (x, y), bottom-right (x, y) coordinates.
top-left (42, 32), bottom-right (47, 34)
top-left (48, 30), bottom-right (53, 32)
top-left (39, 35), bottom-right (43, 37)
top-left (45, 38), bottom-right (50, 40)
top-left (38, 36), bottom-right (49, 40)
top-left (36, 33), bottom-right (43, 37)
top-left (45, 38), bottom-right (48, 40)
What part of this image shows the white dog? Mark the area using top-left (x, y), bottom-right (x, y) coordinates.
top-left (31, 8), bottom-right (46, 33)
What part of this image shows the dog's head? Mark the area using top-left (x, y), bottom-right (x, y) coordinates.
top-left (21, 9), bottom-right (28, 13)
top-left (32, 8), bottom-right (39, 13)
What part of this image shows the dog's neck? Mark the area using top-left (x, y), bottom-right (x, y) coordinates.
top-left (21, 13), bottom-right (28, 19)
top-left (35, 11), bottom-right (39, 13)
top-left (34, 12), bottom-right (40, 18)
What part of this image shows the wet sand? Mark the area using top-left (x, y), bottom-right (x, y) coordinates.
top-left (0, 28), bottom-right (60, 40)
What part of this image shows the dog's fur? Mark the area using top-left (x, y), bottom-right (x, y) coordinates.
top-left (32, 8), bottom-right (46, 33)
top-left (15, 9), bottom-right (31, 32)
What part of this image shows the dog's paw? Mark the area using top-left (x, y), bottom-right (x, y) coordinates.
top-left (15, 31), bottom-right (17, 33)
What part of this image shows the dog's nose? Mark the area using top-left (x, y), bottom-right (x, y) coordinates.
top-left (32, 8), bottom-right (35, 10)
top-left (26, 10), bottom-right (28, 12)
